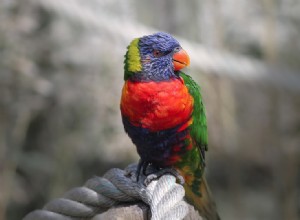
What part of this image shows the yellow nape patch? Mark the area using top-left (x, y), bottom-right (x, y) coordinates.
top-left (127, 38), bottom-right (142, 72)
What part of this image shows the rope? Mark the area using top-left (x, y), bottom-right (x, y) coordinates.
top-left (23, 163), bottom-right (189, 220)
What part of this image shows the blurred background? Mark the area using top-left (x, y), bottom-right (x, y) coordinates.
top-left (1, 0), bottom-right (300, 219)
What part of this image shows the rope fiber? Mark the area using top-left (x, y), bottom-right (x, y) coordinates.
top-left (23, 163), bottom-right (190, 220)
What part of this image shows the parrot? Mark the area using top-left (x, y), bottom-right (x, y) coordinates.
top-left (120, 32), bottom-right (220, 220)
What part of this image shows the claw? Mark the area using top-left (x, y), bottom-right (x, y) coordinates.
top-left (136, 159), bottom-right (143, 182)
top-left (136, 160), bottom-right (152, 182)
top-left (142, 162), bottom-right (149, 176)
top-left (124, 163), bottom-right (138, 182)
top-left (134, 159), bottom-right (153, 182)
top-left (144, 167), bottom-right (185, 186)
top-left (130, 160), bottom-right (185, 186)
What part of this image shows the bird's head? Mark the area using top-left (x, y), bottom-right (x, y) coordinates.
top-left (124, 32), bottom-right (190, 81)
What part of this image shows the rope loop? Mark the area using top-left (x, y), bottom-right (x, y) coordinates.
top-left (23, 163), bottom-right (189, 220)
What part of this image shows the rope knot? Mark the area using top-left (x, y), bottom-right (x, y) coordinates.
top-left (23, 163), bottom-right (190, 220)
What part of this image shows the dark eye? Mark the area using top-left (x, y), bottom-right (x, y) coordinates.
top-left (153, 50), bottom-right (164, 58)
top-left (173, 47), bottom-right (181, 52)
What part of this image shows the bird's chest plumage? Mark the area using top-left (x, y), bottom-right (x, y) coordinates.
top-left (120, 78), bottom-right (193, 131)
top-left (120, 77), bottom-right (194, 166)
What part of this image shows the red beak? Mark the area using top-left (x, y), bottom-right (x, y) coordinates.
top-left (172, 48), bottom-right (190, 71)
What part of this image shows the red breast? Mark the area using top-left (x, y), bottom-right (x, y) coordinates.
top-left (120, 78), bottom-right (193, 132)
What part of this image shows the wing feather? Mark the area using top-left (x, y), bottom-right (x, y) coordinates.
top-left (179, 72), bottom-right (208, 163)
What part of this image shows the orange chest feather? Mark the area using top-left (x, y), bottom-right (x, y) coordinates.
top-left (120, 78), bottom-right (193, 131)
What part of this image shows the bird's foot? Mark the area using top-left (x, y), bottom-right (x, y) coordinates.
top-left (126, 160), bottom-right (185, 186)
top-left (124, 160), bottom-right (152, 183)
top-left (144, 167), bottom-right (185, 186)
top-left (124, 163), bottom-right (139, 182)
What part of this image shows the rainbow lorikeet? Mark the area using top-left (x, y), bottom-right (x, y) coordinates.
top-left (120, 32), bottom-right (220, 220)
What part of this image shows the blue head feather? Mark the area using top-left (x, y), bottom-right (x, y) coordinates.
top-left (131, 32), bottom-right (181, 82)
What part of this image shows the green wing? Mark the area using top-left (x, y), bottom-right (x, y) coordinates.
top-left (179, 72), bottom-right (208, 153)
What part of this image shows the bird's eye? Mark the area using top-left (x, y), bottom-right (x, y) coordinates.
top-left (173, 47), bottom-right (181, 52)
top-left (153, 50), bottom-right (163, 58)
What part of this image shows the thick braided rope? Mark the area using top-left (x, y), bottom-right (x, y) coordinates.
top-left (23, 164), bottom-right (189, 220)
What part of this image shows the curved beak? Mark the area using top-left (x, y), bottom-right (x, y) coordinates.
top-left (173, 48), bottom-right (190, 71)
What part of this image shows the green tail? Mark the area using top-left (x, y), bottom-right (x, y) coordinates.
top-left (184, 175), bottom-right (220, 220)
top-left (178, 72), bottom-right (219, 219)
